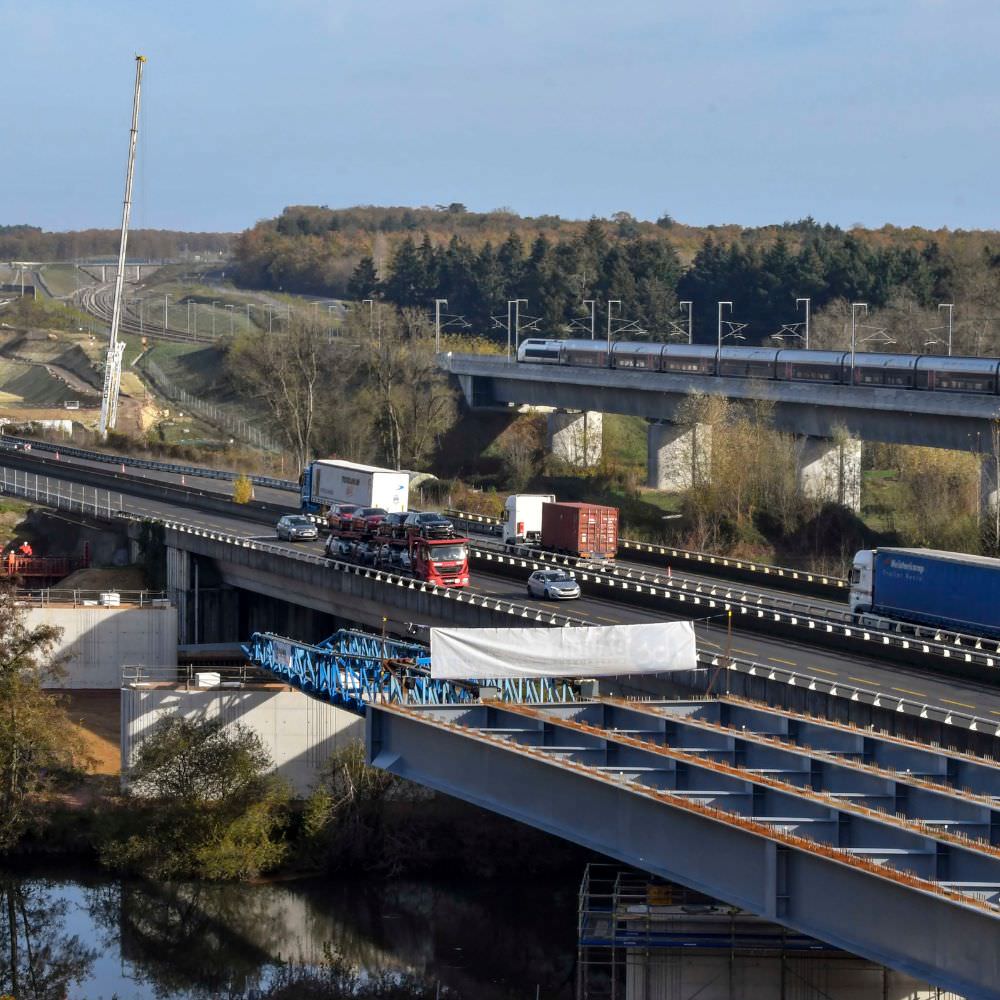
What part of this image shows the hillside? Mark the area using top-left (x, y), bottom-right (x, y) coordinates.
top-left (232, 206), bottom-right (1000, 353)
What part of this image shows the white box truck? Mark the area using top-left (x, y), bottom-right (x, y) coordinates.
top-left (301, 460), bottom-right (409, 514)
top-left (502, 493), bottom-right (555, 546)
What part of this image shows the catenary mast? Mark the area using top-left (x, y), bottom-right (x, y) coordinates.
top-left (99, 54), bottom-right (146, 437)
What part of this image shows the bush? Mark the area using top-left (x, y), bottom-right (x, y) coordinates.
top-left (232, 474), bottom-right (254, 504)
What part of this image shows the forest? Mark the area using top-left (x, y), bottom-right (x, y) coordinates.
top-left (232, 206), bottom-right (1000, 354)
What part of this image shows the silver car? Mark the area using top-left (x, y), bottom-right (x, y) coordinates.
top-left (276, 514), bottom-right (319, 542)
top-left (526, 569), bottom-right (581, 600)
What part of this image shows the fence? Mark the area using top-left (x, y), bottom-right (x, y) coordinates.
top-left (0, 465), bottom-right (122, 518)
top-left (141, 359), bottom-right (283, 453)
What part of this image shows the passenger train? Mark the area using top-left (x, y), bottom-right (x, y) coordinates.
top-left (515, 339), bottom-right (1000, 395)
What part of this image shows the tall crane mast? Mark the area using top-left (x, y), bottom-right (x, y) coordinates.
top-left (99, 54), bottom-right (146, 438)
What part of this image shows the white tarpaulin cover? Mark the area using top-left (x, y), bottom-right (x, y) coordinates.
top-left (429, 620), bottom-right (696, 679)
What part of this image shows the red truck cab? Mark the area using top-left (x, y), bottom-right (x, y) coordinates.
top-left (410, 536), bottom-right (470, 588)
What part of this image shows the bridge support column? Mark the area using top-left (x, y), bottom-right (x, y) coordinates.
top-left (797, 436), bottom-right (862, 511)
top-left (547, 409), bottom-right (602, 467)
top-left (165, 545), bottom-right (190, 644)
top-left (981, 456), bottom-right (999, 541)
top-left (647, 420), bottom-right (712, 491)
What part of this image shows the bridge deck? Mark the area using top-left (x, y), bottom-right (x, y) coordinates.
top-left (367, 697), bottom-right (1000, 996)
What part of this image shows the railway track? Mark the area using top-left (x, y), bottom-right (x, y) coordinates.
top-left (75, 283), bottom-right (219, 345)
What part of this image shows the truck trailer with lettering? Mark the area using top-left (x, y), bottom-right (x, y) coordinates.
top-left (300, 460), bottom-right (409, 516)
top-left (849, 547), bottom-right (1000, 639)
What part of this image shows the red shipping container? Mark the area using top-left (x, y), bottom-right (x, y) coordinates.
top-left (540, 502), bottom-right (619, 559)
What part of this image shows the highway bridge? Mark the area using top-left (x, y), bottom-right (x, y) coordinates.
top-left (445, 354), bottom-right (1000, 514)
top-left (4, 442), bottom-right (1000, 991)
top-left (4, 439), bottom-right (1000, 751)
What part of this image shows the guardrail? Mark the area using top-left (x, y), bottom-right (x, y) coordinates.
top-left (695, 651), bottom-right (1000, 739)
top-left (0, 464), bottom-right (123, 517)
top-left (472, 544), bottom-right (1000, 674)
top-left (19, 588), bottom-right (168, 607)
top-left (0, 434), bottom-right (297, 491)
top-left (445, 507), bottom-right (848, 597)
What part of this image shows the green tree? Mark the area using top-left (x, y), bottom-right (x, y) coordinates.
top-left (347, 255), bottom-right (379, 300)
top-left (101, 717), bottom-right (290, 880)
top-left (0, 583), bottom-right (85, 853)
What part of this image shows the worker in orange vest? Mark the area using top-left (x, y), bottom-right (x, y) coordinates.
top-left (18, 541), bottom-right (32, 557)
top-left (6, 550), bottom-right (14, 574)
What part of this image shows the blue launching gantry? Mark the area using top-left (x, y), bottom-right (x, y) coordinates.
top-left (243, 628), bottom-right (577, 715)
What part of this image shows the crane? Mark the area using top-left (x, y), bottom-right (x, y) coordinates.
top-left (99, 54), bottom-right (146, 437)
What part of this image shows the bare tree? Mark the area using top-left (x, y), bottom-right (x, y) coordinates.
top-left (226, 316), bottom-right (332, 469)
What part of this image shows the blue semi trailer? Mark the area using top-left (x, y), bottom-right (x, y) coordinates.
top-left (849, 547), bottom-right (1000, 639)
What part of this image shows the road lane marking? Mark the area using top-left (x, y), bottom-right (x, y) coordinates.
top-left (848, 676), bottom-right (880, 686)
top-left (732, 648), bottom-right (755, 656)
top-left (807, 667), bottom-right (837, 676)
top-left (892, 686), bottom-right (927, 698)
top-left (768, 656), bottom-right (796, 667)
top-left (941, 698), bottom-right (975, 710)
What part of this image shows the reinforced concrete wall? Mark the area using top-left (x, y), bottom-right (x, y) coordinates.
top-left (120, 684), bottom-right (363, 794)
top-left (796, 436), bottom-right (862, 511)
top-left (623, 953), bottom-right (961, 999)
top-left (647, 420), bottom-right (712, 490)
top-left (30, 605), bottom-right (177, 689)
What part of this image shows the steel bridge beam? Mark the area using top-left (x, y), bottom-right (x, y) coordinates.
top-left (367, 702), bottom-right (1000, 997)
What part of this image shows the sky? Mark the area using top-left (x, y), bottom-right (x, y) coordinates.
top-left (3, 0), bottom-right (999, 234)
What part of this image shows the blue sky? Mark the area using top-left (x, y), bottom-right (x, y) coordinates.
top-left (3, 0), bottom-right (998, 233)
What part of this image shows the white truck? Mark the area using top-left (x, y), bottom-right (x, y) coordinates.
top-left (301, 460), bottom-right (409, 515)
top-left (502, 493), bottom-right (556, 546)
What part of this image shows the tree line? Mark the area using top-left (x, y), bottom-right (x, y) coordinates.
top-left (233, 207), bottom-right (1000, 354)
top-left (0, 225), bottom-right (233, 261)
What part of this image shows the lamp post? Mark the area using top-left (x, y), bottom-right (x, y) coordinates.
top-left (226, 303), bottom-right (235, 336)
top-left (187, 300), bottom-right (192, 337)
top-left (717, 301), bottom-right (733, 374)
top-left (583, 299), bottom-right (596, 340)
top-left (679, 300), bottom-right (693, 344)
top-left (164, 293), bottom-right (170, 332)
top-left (246, 302), bottom-right (251, 329)
top-left (362, 299), bottom-right (375, 336)
top-left (796, 297), bottom-right (811, 349)
top-left (607, 300), bottom-right (622, 356)
top-left (434, 298), bottom-right (448, 353)
top-left (211, 300), bottom-right (219, 337)
top-left (938, 303), bottom-right (954, 356)
top-left (850, 302), bottom-right (868, 380)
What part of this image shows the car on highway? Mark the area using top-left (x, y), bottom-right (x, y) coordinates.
top-left (349, 506), bottom-right (388, 534)
top-left (381, 511), bottom-right (409, 538)
top-left (326, 503), bottom-right (360, 532)
top-left (526, 569), bottom-right (581, 601)
top-left (276, 514), bottom-right (319, 542)
top-left (403, 511), bottom-right (455, 539)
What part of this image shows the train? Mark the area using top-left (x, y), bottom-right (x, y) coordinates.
top-left (515, 339), bottom-right (1000, 395)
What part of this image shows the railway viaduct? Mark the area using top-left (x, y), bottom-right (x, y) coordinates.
top-left (445, 353), bottom-right (1000, 515)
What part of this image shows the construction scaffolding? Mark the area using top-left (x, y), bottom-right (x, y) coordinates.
top-left (576, 864), bottom-right (963, 1000)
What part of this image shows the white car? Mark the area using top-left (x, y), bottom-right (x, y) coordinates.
top-left (526, 569), bottom-right (581, 600)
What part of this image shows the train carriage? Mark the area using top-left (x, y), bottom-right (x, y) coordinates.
top-left (658, 344), bottom-right (718, 375)
top-left (849, 352), bottom-right (918, 388)
top-left (914, 355), bottom-right (1000, 394)
top-left (611, 342), bottom-right (664, 370)
top-left (717, 346), bottom-right (779, 380)
top-left (775, 349), bottom-right (849, 383)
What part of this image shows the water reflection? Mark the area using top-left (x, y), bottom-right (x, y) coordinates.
top-left (0, 874), bottom-right (97, 1000)
top-left (1, 871), bottom-right (576, 999)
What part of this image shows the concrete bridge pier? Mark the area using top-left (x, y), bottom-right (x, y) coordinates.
top-left (796, 436), bottom-right (862, 511)
top-left (647, 420), bottom-right (712, 491)
top-left (547, 409), bottom-right (602, 467)
top-left (982, 456), bottom-right (999, 533)
top-left (165, 545), bottom-right (191, 643)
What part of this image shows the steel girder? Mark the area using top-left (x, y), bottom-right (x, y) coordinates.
top-left (367, 700), bottom-right (1000, 998)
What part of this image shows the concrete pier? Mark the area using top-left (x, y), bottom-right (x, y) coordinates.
top-left (796, 436), bottom-right (862, 511)
top-left (982, 454), bottom-right (999, 534)
top-left (647, 420), bottom-right (712, 490)
top-left (546, 409), bottom-right (602, 467)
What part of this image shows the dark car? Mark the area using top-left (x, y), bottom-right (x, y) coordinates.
top-left (349, 506), bottom-right (388, 533)
top-left (403, 511), bottom-right (455, 539)
top-left (381, 511), bottom-right (409, 538)
top-left (326, 503), bottom-right (360, 532)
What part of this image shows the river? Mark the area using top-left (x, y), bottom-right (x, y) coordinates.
top-left (0, 867), bottom-right (578, 999)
